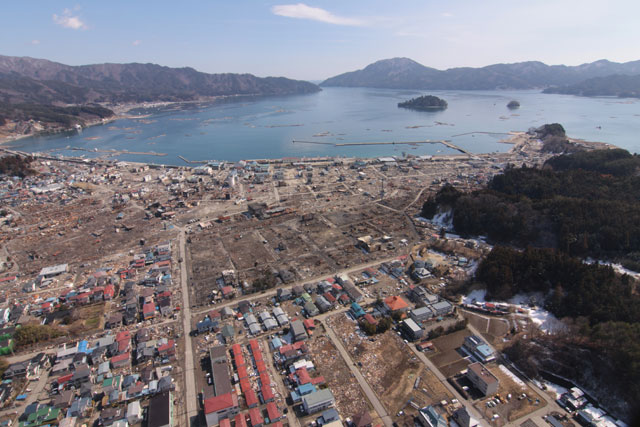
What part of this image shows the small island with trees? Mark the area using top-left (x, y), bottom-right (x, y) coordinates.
top-left (398, 95), bottom-right (448, 111)
top-left (507, 100), bottom-right (520, 109)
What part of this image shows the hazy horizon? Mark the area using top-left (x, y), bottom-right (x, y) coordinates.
top-left (2, 0), bottom-right (639, 81)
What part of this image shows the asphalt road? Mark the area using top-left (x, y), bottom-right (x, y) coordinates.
top-left (324, 322), bottom-right (393, 427)
top-left (179, 229), bottom-right (199, 426)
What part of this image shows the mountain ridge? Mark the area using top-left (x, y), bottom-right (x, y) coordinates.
top-left (0, 55), bottom-right (321, 105)
top-left (321, 57), bottom-right (640, 90)
top-left (543, 74), bottom-right (640, 98)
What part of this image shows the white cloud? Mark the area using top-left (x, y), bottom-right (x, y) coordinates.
top-left (441, 12), bottom-right (453, 18)
top-left (31, 39), bottom-right (40, 45)
top-left (132, 40), bottom-right (141, 46)
top-left (272, 3), bottom-right (366, 26)
top-left (52, 8), bottom-right (87, 30)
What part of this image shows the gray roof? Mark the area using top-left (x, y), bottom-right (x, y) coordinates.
top-left (303, 389), bottom-right (335, 408)
top-left (402, 318), bottom-right (423, 333)
top-left (291, 320), bottom-right (307, 340)
top-left (245, 313), bottom-right (258, 325)
top-left (264, 318), bottom-right (278, 330)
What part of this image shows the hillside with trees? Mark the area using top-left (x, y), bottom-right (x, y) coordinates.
top-left (421, 147), bottom-right (640, 260)
top-left (422, 144), bottom-right (640, 422)
top-left (543, 74), bottom-right (640, 98)
top-left (321, 57), bottom-right (640, 90)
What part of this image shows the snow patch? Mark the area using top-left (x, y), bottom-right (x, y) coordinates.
top-left (543, 381), bottom-right (568, 400)
top-left (431, 209), bottom-right (454, 230)
top-left (584, 258), bottom-right (640, 279)
top-left (464, 290), bottom-right (566, 334)
top-left (499, 364), bottom-right (526, 389)
top-left (463, 289), bottom-right (487, 304)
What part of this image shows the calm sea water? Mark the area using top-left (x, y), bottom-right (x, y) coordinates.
top-left (7, 88), bottom-right (640, 165)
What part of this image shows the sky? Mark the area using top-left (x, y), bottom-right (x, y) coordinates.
top-left (1, 1), bottom-right (639, 81)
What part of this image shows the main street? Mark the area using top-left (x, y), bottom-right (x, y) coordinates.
top-left (178, 229), bottom-right (199, 426)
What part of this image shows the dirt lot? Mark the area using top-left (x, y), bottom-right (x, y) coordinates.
top-left (462, 311), bottom-right (510, 344)
top-left (428, 328), bottom-right (473, 378)
top-left (473, 364), bottom-right (546, 425)
top-left (307, 330), bottom-right (377, 420)
top-left (327, 313), bottom-right (440, 418)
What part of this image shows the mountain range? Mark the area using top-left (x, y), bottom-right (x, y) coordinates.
top-left (321, 57), bottom-right (640, 90)
top-left (0, 55), bottom-right (320, 105)
top-left (543, 74), bottom-right (640, 98)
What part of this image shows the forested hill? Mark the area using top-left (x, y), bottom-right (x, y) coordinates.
top-left (422, 147), bottom-right (640, 261)
top-left (543, 74), bottom-right (640, 98)
top-left (424, 144), bottom-right (640, 423)
top-left (0, 55), bottom-right (320, 137)
top-left (0, 55), bottom-right (321, 105)
top-left (321, 57), bottom-right (640, 90)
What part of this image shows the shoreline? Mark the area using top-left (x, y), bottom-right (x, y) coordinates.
top-left (1, 132), bottom-right (611, 170)
top-left (0, 94), bottom-right (258, 147)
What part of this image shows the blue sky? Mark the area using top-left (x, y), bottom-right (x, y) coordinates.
top-left (2, 1), bottom-right (639, 80)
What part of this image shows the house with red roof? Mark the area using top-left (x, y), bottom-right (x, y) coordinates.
top-left (221, 286), bottom-right (235, 299)
top-left (244, 388), bottom-right (259, 408)
top-left (41, 302), bottom-right (53, 313)
top-left (323, 292), bottom-right (337, 304)
top-left (220, 418), bottom-right (231, 427)
top-left (240, 378), bottom-right (251, 394)
top-left (235, 413), bottom-right (248, 427)
top-left (266, 402), bottom-right (282, 423)
top-left (303, 319), bottom-right (315, 331)
top-left (142, 303), bottom-right (155, 320)
top-left (111, 352), bottom-right (131, 369)
top-left (237, 364), bottom-right (248, 380)
top-left (204, 392), bottom-right (239, 427)
top-left (384, 295), bottom-right (409, 314)
top-left (116, 331), bottom-right (131, 342)
top-left (117, 339), bottom-right (130, 354)
top-left (261, 383), bottom-right (274, 403)
top-left (249, 407), bottom-right (263, 427)
top-left (362, 314), bottom-right (378, 326)
top-left (158, 340), bottom-right (176, 359)
top-left (103, 284), bottom-right (115, 300)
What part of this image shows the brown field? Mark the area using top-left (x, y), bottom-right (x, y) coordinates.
top-left (327, 313), bottom-right (429, 416)
top-left (307, 332), bottom-right (376, 420)
top-left (428, 328), bottom-right (472, 378)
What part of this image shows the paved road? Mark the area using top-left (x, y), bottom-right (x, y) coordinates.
top-left (178, 230), bottom-right (199, 426)
top-left (324, 321), bottom-right (393, 427)
top-left (0, 368), bottom-right (50, 422)
top-left (190, 254), bottom-right (406, 318)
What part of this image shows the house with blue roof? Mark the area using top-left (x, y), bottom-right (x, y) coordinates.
top-left (290, 383), bottom-right (317, 403)
top-left (350, 303), bottom-right (365, 319)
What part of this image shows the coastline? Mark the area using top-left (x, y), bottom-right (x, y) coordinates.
top-left (0, 94), bottom-right (251, 147)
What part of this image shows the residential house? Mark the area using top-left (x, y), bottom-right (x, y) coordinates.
top-left (290, 320), bottom-right (308, 342)
top-left (417, 406), bottom-right (447, 427)
top-left (383, 295), bottom-right (409, 315)
top-left (204, 392), bottom-right (239, 427)
top-left (400, 318), bottom-right (424, 341)
top-left (302, 389), bottom-right (335, 415)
